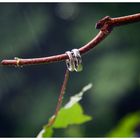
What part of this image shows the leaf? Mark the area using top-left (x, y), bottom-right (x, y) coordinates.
top-left (37, 83), bottom-right (93, 137)
top-left (37, 127), bottom-right (53, 138)
top-left (43, 127), bottom-right (54, 137)
top-left (64, 83), bottom-right (93, 109)
top-left (107, 112), bottom-right (140, 137)
top-left (53, 103), bottom-right (92, 128)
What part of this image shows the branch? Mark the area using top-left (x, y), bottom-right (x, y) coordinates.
top-left (1, 13), bottom-right (140, 67)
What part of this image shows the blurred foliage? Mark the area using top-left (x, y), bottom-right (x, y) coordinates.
top-left (0, 3), bottom-right (140, 137)
top-left (108, 112), bottom-right (140, 137)
top-left (37, 83), bottom-right (92, 137)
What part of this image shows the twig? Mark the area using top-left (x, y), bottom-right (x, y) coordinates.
top-left (46, 69), bottom-right (69, 128)
top-left (1, 13), bottom-right (140, 66)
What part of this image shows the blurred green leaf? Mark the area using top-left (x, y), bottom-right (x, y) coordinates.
top-left (107, 112), bottom-right (140, 137)
top-left (89, 52), bottom-right (139, 104)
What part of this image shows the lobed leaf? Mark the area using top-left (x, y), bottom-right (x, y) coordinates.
top-left (37, 83), bottom-right (93, 137)
top-left (53, 103), bottom-right (92, 128)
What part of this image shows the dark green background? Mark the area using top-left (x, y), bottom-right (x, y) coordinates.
top-left (0, 3), bottom-right (140, 137)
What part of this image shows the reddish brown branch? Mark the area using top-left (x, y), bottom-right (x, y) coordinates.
top-left (1, 13), bottom-right (140, 66)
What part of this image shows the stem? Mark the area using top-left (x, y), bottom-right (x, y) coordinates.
top-left (46, 69), bottom-right (69, 128)
top-left (1, 13), bottom-right (140, 66)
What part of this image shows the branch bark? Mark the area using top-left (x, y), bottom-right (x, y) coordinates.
top-left (1, 13), bottom-right (140, 67)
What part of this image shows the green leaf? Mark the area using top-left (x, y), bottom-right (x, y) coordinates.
top-left (43, 127), bottom-right (54, 137)
top-left (64, 83), bottom-right (92, 109)
top-left (37, 83), bottom-right (93, 137)
top-left (53, 83), bottom-right (92, 129)
top-left (37, 127), bottom-right (53, 138)
top-left (107, 112), bottom-right (140, 137)
top-left (53, 103), bottom-right (92, 128)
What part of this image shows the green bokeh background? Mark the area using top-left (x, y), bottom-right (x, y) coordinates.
top-left (0, 3), bottom-right (140, 137)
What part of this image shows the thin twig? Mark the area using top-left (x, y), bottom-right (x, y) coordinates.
top-left (46, 69), bottom-right (69, 128)
top-left (1, 13), bottom-right (140, 66)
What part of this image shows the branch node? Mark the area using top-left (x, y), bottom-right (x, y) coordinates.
top-left (95, 16), bottom-right (111, 29)
top-left (14, 57), bottom-right (23, 68)
top-left (95, 16), bottom-right (113, 34)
